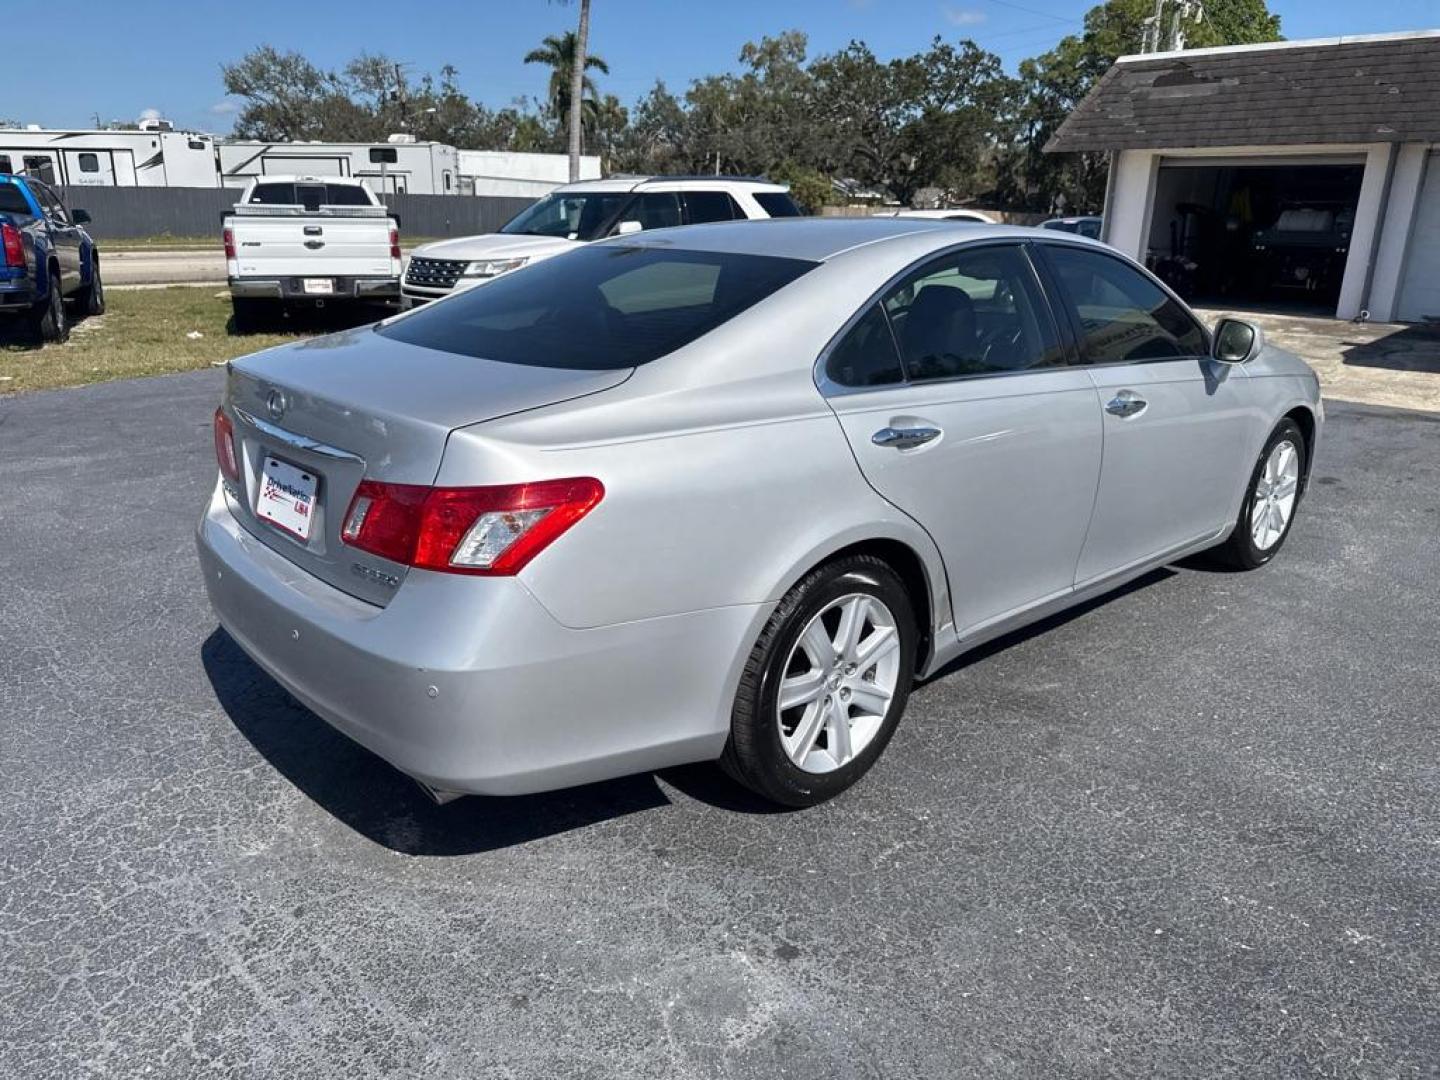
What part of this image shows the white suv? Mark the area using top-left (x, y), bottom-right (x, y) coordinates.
top-left (401, 176), bottom-right (802, 306)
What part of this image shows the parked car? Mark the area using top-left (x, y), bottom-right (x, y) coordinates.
top-left (199, 219), bottom-right (1322, 808)
top-left (1041, 215), bottom-right (1104, 239)
top-left (223, 176), bottom-right (401, 330)
top-left (400, 176), bottom-right (802, 307)
top-left (873, 208), bottom-right (996, 224)
top-left (0, 174), bottom-right (103, 342)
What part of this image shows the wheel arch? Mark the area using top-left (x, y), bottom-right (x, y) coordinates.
top-left (1282, 404), bottom-right (1317, 495)
top-left (766, 527), bottom-right (948, 677)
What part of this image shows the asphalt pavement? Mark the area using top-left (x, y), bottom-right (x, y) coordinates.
top-left (0, 372), bottom-right (1436, 1078)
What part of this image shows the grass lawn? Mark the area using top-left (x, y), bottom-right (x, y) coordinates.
top-left (0, 288), bottom-right (324, 395)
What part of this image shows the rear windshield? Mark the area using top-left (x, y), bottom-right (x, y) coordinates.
top-left (0, 185), bottom-right (32, 216)
top-left (754, 192), bottom-right (803, 217)
top-left (378, 245), bottom-right (817, 370)
top-left (248, 182), bottom-right (372, 210)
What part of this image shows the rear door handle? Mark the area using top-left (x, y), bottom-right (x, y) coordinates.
top-left (1105, 390), bottom-right (1147, 418)
top-left (872, 425), bottom-right (942, 450)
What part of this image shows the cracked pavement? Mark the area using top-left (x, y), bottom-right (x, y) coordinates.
top-left (1, 371), bottom-right (1436, 1077)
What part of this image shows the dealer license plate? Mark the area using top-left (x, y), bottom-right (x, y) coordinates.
top-left (256, 456), bottom-right (317, 541)
top-left (302, 278), bottom-right (335, 295)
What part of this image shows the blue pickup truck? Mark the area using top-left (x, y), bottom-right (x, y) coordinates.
top-left (0, 174), bottom-right (104, 342)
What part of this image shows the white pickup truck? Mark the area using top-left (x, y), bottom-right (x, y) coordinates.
top-left (223, 176), bottom-right (401, 328)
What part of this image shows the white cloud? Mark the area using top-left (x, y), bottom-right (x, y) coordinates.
top-left (209, 99), bottom-right (241, 116)
top-left (139, 107), bottom-right (163, 123)
top-left (942, 5), bottom-right (987, 25)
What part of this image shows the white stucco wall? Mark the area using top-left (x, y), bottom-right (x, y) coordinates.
top-left (1364, 143), bottom-right (1428, 321)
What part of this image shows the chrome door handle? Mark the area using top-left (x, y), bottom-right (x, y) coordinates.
top-left (1105, 390), bottom-right (1147, 418)
top-left (871, 425), bottom-right (942, 450)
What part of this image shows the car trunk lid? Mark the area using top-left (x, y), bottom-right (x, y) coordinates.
top-left (223, 325), bottom-right (631, 605)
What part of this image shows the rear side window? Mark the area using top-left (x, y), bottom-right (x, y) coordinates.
top-left (883, 244), bottom-right (1060, 380)
top-left (379, 245), bottom-right (816, 370)
top-left (826, 304), bottom-right (904, 388)
top-left (683, 191), bottom-right (741, 224)
top-left (78, 153), bottom-right (100, 174)
top-left (754, 192), bottom-right (803, 217)
top-left (0, 184), bottom-right (32, 215)
top-left (1044, 245), bottom-right (1206, 364)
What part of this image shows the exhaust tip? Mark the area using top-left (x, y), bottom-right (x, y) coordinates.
top-left (414, 778), bottom-right (466, 805)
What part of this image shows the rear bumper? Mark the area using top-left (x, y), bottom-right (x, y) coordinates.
top-left (196, 481), bottom-right (762, 796)
top-left (0, 280), bottom-right (36, 310)
top-left (229, 276), bottom-right (400, 302)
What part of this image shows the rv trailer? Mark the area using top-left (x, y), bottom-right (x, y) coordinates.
top-left (0, 127), bottom-right (219, 188)
top-left (217, 137), bottom-right (460, 195)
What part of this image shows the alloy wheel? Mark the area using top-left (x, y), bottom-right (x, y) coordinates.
top-left (1251, 438), bottom-right (1300, 550)
top-left (776, 593), bottom-right (902, 774)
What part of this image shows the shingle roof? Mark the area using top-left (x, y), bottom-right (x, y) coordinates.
top-left (1046, 32), bottom-right (1440, 153)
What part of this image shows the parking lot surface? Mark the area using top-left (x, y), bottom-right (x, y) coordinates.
top-left (1, 372), bottom-right (1436, 1078)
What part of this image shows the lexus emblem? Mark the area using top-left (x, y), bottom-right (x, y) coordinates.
top-left (265, 389), bottom-right (287, 422)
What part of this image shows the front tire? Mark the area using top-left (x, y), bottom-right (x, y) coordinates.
top-left (1207, 418), bottom-right (1306, 570)
top-left (721, 554), bottom-right (917, 807)
top-left (74, 255), bottom-right (105, 317)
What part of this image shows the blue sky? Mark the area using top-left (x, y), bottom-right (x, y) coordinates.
top-left (11, 0), bottom-right (1440, 133)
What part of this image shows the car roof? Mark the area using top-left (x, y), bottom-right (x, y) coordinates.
top-left (554, 175), bottom-right (789, 195)
top-left (601, 217), bottom-right (1086, 263)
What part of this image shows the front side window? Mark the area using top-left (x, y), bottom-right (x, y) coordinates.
top-left (378, 245), bottom-right (816, 370)
top-left (1044, 245), bottom-right (1206, 364)
top-left (882, 245), bottom-right (1060, 381)
top-left (826, 303), bottom-right (905, 388)
top-left (500, 192), bottom-right (629, 241)
top-left (619, 192), bottom-right (683, 232)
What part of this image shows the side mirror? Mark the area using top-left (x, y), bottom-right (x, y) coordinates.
top-left (71, 208), bottom-right (92, 225)
top-left (615, 220), bottom-right (643, 236)
top-left (1212, 317), bottom-right (1263, 364)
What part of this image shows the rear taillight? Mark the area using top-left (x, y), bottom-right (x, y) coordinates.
top-left (1, 223), bottom-right (22, 267)
top-left (223, 227), bottom-right (235, 259)
top-left (341, 477), bottom-right (604, 576)
top-left (388, 227), bottom-right (401, 261)
top-left (213, 407), bottom-right (240, 483)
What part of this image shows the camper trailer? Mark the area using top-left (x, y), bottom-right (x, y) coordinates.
top-left (0, 126), bottom-right (219, 188)
top-left (217, 136), bottom-right (460, 195)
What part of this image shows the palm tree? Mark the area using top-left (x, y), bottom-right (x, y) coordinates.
top-left (524, 21), bottom-right (605, 179)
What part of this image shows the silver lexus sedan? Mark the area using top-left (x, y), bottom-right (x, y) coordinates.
top-left (198, 219), bottom-right (1322, 808)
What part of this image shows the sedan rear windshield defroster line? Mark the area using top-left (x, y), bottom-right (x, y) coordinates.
top-left (378, 245), bottom-right (818, 371)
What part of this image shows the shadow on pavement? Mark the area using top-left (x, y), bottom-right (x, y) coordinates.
top-left (201, 629), bottom-right (784, 853)
top-left (925, 566), bottom-right (1178, 683)
top-left (1340, 322), bottom-right (1440, 373)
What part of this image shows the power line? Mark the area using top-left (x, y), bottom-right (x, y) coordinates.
top-left (976, 0), bottom-right (1080, 26)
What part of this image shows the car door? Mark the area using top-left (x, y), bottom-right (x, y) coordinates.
top-left (1036, 242), bottom-right (1258, 585)
top-left (823, 242), bottom-right (1104, 637)
top-left (34, 183), bottom-right (83, 291)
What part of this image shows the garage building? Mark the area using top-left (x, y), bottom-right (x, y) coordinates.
top-left (1048, 30), bottom-right (1440, 322)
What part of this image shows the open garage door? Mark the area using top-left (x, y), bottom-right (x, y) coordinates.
top-left (1145, 158), bottom-right (1365, 315)
top-left (1396, 153), bottom-right (1440, 324)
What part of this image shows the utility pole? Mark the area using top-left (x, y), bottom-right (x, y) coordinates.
top-left (1141, 0), bottom-right (1204, 53)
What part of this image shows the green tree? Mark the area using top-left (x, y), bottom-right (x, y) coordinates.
top-left (523, 31), bottom-right (609, 151)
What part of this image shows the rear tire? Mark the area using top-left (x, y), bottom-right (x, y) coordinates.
top-left (721, 554), bottom-right (917, 807)
top-left (230, 298), bottom-right (267, 334)
top-left (1205, 418), bottom-right (1306, 570)
top-left (28, 270), bottom-right (68, 344)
